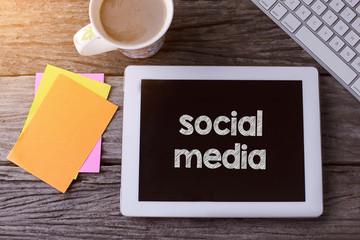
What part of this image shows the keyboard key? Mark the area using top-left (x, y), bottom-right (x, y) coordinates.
top-left (259, 0), bottom-right (276, 10)
top-left (296, 5), bottom-right (311, 20)
top-left (295, 26), bottom-right (357, 84)
top-left (312, 0), bottom-right (327, 15)
top-left (284, 0), bottom-right (300, 10)
top-left (344, 30), bottom-right (360, 46)
top-left (303, 0), bottom-right (314, 5)
top-left (351, 78), bottom-right (360, 96)
top-left (271, 3), bottom-right (288, 20)
top-left (334, 20), bottom-right (349, 35)
top-left (329, 36), bottom-right (345, 51)
top-left (351, 57), bottom-right (360, 72)
top-left (318, 26), bottom-right (334, 41)
top-left (281, 13), bottom-right (301, 32)
top-left (330, 0), bottom-right (345, 12)
top-left (322, 10), bottom-right (338, 25)
top-left (351, 17), bottom-right (360, 33)
top-left (307, 15), bottom-right (322, 31)
top-left (341, 7), bottom-right (356, 23)
top-left (357, 5), bottom-right (360, 14)
top-left (340, 46), bottom-right (356, 62)
top-left (345, 0), bottom-right (360, 7)
top-left (356, 44), bottom-right (360, 53)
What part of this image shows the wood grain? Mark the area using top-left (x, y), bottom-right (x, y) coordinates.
top-left (0, 165), bottom-right (359, 239)
top-left (1, 0), bottom-right (360, 239)
top-left (0, 0), bottom-right (325, 77)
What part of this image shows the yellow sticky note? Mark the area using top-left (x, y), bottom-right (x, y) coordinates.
top-left (8, 74), bottom-right (118, 193)
top-left (22, 65), bottom-right (111, 133)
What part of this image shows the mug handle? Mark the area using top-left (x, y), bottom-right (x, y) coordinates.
top-left (73, 24), bottom-right (118, 56)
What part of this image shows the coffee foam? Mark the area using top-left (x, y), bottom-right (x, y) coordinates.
top-left (100, 0), bottom-right (167, 46)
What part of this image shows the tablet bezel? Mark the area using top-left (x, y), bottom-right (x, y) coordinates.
top-left (121, 66), bottom-right (323, 218)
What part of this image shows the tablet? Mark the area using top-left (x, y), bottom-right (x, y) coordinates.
top-left (121, 66), bottom-right (323, 218)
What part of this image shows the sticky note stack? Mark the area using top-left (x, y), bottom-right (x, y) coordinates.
top-left (7, 65), bottom-right (118, 193)
top-left (35, 73), bottom-right (104, 173)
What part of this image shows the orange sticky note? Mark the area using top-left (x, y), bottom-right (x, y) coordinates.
top-left (7, 74), bottom-right (118, 193)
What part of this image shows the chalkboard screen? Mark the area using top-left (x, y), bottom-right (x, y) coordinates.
top-left (139, 79), bottom-right (305, 202)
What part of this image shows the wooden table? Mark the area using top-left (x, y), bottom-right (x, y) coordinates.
top-left (1, 0), bottom-right (360, 239)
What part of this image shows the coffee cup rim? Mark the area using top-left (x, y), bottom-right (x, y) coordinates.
top-left (89, 0), bottom-right (174, 50)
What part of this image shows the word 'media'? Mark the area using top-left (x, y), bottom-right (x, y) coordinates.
top-left (174, 143), bottom-right (266, 170)
top-left (175, 111), bottom-right (266, 170)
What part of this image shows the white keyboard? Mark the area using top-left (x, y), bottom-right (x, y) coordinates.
top-left (252, 0), bottom-right (360, 101)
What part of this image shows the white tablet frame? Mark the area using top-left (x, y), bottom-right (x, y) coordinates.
top-left (121, 66), bottom-right (323, 218)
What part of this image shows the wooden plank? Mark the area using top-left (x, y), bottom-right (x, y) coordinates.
top-left (0, 0), bottom-right (326, 76)
top-left (319, 78), bottom-right (360, 166)
top-left (0, 165), bottom-right (359, 239)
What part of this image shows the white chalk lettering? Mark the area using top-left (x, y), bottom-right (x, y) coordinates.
top-left (214, 116), bottom-right (230, 135)
top-left (203, 149), bottom-right (222, 169)
top-left (195, 116), bottom-right (212, 135)
top-left (174, 149), bottom-right (202, 168)
top-left (179, 111), bottom-right (263, 136)
top-left (222, 143), bottom-right (240, 169)
top-left (179, 114), bottom-right (194, 135)
top-left (176, 111), bottom-right (266, 171)
top-left (174, 143), bottom-right (266, 170)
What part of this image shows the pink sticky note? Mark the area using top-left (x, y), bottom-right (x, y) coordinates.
top-left (35, 73), bottom-right (104, 173)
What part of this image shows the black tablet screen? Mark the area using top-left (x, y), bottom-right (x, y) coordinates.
top-left (138, 80), bottom-right (305, 202)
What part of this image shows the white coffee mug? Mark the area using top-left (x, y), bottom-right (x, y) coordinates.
top-left (74, 0), bottom-right (174, 58)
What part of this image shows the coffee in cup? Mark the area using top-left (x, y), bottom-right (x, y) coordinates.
top-left (100, 0), bottom-right (167, 46)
